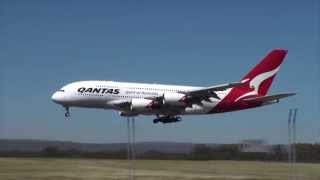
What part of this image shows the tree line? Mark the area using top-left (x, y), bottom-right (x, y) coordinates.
top-left (1, 143), bottom-right (320, 162)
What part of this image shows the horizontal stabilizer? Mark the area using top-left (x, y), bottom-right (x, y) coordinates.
top-left (242, 93), bottom-right (296, 103)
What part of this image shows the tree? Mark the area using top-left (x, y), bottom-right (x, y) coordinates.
top-left (42, 146), bottom-right (60, 157)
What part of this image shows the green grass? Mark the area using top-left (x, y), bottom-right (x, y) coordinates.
top-left (0, 158), bottom-right (319, 180)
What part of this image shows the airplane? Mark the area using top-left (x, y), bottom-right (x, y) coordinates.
top-left (51, 49), bottom-right (295, 124)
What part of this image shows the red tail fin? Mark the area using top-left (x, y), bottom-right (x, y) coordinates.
top-left (241, 49), bottom-right (287, 96)
top-left (210, 49), bottom-right (288, 113)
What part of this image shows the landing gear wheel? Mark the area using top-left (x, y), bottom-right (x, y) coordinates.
top-left (65, 111), bottom-right (70, 117)
top-left (64, 106), bottom-right (70, 118)
top-left (153, 119), bottom-right (159, 124)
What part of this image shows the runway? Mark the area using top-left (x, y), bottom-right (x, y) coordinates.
top-left (0, 158), bottom-right (319, 180)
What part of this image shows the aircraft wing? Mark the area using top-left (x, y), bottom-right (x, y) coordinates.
top-left (145, 81), bottom-right (244, 104)
top-left (181, 82), bottom-right (244, 99)
top-left (242, 93), bottom-right (296, 103)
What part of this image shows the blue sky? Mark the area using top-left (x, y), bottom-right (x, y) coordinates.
top-left (1, 0), bottom-right (319, 144)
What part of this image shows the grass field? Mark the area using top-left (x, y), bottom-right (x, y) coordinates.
top-left (0, 158), bottom-right (320, 180)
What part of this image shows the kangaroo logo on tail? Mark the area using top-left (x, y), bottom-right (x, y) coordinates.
top-left (235, 66), bottom-right (281, 102)
top-left (211, 49), bottom-right (288, 113)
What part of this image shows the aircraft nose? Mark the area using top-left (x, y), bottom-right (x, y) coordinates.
top-left (51, 91), bottom-right (65, 104)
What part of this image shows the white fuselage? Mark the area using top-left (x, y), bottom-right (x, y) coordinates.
top-left (51, 81), bottom-right (228, 116)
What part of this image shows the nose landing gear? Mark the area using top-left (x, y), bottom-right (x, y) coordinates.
top-left (64, 106), bottom-right (70, 118)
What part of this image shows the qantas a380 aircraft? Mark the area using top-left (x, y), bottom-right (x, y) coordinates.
top-left (51, 49), bottom-right (295, 124)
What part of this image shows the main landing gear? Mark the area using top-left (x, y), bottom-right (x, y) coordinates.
top-left (153, 115), bottom-right (182, 124)
top-left (64, 106), bottom-right (70, 118)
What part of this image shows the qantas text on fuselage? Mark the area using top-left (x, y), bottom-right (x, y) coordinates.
top-left (51, 49), bottom-right (295, 124)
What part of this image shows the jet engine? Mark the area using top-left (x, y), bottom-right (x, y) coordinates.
top-left (163, 92), bottom-right (187, 106)
top-left (130, 98), bottom-right (153, 112)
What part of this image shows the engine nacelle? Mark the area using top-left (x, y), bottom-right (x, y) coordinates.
top-left (130, 98), bottom-right (153, 112)
top-left (163, 92), bottom-right (187, 106)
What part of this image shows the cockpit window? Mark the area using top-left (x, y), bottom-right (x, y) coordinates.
top-left (58, 89), bottom-right (65, 92)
